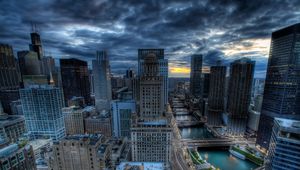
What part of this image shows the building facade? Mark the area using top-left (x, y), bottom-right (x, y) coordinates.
top-left (84, 112), bottom-right (112, 137)
top-left (138, 49), bottom-right (168, 107)
top-left (0, 44), bottom-right (21, 113)
top-left (112, 100), bottom-right (136, 138)
top-left (92, 51), bottom-right (112, 112)
top-left (60, 58), bottom-right (91, 105)
top-left (266, 118), bottom-right (300, 170)
top-left (190, 54), bottom-right (203, 98)
top-left (63, 106), bottom-right (95, 135)
top-left (0, 115), bottom-right (26, 144)
top-left (0, 142), bottom-right (36, 170)
top-left (20, 85), bottom-right (65, 140)
top-left (49, 134), bottom-right (111, 170)
top-left (207, 63), bottom-right (226, 126)
top-left (131, 53), bottom-right (172, 166)
top-left (257, 23), bottom-right (300, 150)
top-left (226, 58), bottom-right (255, 136)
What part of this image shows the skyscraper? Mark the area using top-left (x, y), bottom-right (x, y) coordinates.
top-left (0, 44), bottom-right (21, 113)
top-left (139, 54), bottom-right (165, 117)
top-left (256, 23), bottom-right (300, 150)
top-left (190, 54), bottom-right (203, 98)
top-left (266, 118), bottom-right (300, 170)
top-left (207, 62), bottom-right (226, 126)
top-left (60, 58), bottom-right (91, 105)
top-left (202, 73), bottom-right (210, 99)
top-left (29, 31), bottom-right (43, 60)
top-left (17, 50), bottom-right (42, 76)
top-left (138, 49), bottom-right (168, 107)
top-left (226, 58), bottom-right (255, 136)
top-left (131, 53), bottom-right (172, 166)
top-left (92, 51), bottom-right (112, 112)
top-left (20, 85), bottom-right (65, 140)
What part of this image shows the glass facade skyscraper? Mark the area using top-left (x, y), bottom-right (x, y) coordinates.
top-left (60, 58), bottom-right (91, 105)
top-left (20, 85), bottom-right (65, 140)
top-left (257, 23), bottom-right (300, 150)
top-left (266, 118), bottom-right (300, 170)
top-left (190, 54), bottom-right (203, 98)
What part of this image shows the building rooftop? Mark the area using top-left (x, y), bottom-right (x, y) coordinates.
top-left (117, 162), bottom-right (164, 170)
top-left (0, 115), bottom-right (24, 128)
top-left (63, 134), bottom-right (103, 145)
top-left (275, 118), bottom-right (300, 129)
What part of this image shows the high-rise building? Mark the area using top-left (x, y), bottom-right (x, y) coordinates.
top-left (112, 100), bottom-right (136, 138)
top-left (29, 31), bottom-right (43, 60)
top-left (17, 50), bottom-right (42, 76)
top-left (207, 63), bottom-right (226, 126)
top-left (190, 54), bottom-right (203, 98)
top-left (138, 49), bottom-right (168, 107)
top-left (20, 85), bottom-right (65, 140)
top-left (0, 44), bottom-right (21, 113)
top-left (60, 58), bottom-right (91, 105)
top-left (0, 44), bottom-right (20, 90)
top-left (139, 54), bottom-right (165, 118)
top-left (0, 115), bottom-right (26, 144)
top-left (202, 73), bottom-right (210, 99)
top-left (92, 51), bottom-right (112, 112)
top-left (49, 134), bottom-right (111, 170)
top-left (266, 118), bottom-right (300, 170)
top-left (257, 23), bottom-right (300, 150)
top-left (226, 58), bottom-right (255, 136)
top-left (0, 142), bottom-right (36, 170)
top-left (131, 53), bottom-right (172, 166)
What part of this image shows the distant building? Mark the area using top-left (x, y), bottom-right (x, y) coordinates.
top-left (112, 100), bottom-right (136, 138)
top-left (49, 134), bottom-right (111, 170)
top-left (266, 118), bottom-right (300, 169)
top-left (84, 111), bottom-right (112, 137)
top-left (0, 115), bottom-right (26, 143)
top-left (0, 44), bottom-right (21, 113)
top-left (202, 73), bottom-right (210, 99)
top-left (257, 23), bottom-right (300, 150)
top-left (226, 58), bottom-right (255, 136)
top-left (17, 51), bottom-right (42, 76)
top-left (190, 54), bottom-right (203, 98)
top-left (138, 49), bottom-right (168, 107)
top-left (60, 58), bottom-right (91, 105)
top-left (29, 31), bottom-right (43, 60)
top-left (63, 106), bottom-right (95, 135)
top-left (92, 51), bottom-right (112, 112)
top-left (20, 85), bottom-right (65, 140)
top-left (207, 63), bottom-right (226, 126)
top-left (0, 142), bottom-right (36, 170)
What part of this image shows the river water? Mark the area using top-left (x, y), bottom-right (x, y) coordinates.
top-left (177, 115), bottom-right (258, 170)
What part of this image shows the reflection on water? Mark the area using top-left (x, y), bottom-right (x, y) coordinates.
top-left (198, 150), bottom-right (258, 170)
top-left (180, 126), bottom-right (215, 139)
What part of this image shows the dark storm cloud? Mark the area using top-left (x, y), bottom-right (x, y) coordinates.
top-left (0, 0), bottom-right (299, 77)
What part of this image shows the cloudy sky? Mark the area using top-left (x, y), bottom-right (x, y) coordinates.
top-left (1, 0), bottom-right (300, 77)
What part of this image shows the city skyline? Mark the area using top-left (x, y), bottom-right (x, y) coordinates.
top-left (1, 1), bottom-right (300, 77)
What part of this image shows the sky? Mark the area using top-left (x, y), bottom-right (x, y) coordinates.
top-left (0, 0), bottom-right (300, 78)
